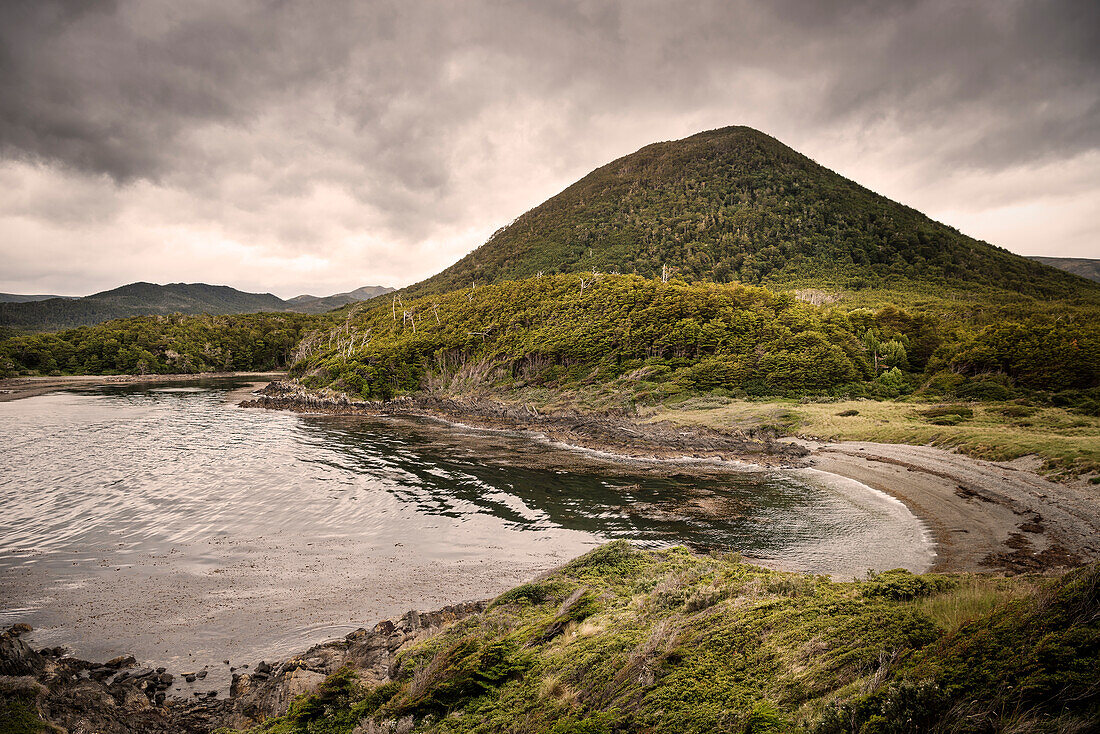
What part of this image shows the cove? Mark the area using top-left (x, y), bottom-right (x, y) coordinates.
top-left (0, 377), bottom-right (931, 692)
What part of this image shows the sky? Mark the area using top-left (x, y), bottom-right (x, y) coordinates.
top-left (1, 0), bottom-right (1097, 298)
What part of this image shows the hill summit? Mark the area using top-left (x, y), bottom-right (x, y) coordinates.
top-left (411, 126), bottom-right (1093, 299)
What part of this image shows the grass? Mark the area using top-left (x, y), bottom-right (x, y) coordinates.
top-left (222, 544), bottom-right (1100, 734)
top-left (648, 395), bottom-right (1100, 479)
top-left (0, 698), bottom-right (53, 734)
top-left (905, 575), bottom-right (1040, 634)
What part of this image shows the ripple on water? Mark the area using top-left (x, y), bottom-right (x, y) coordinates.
top-left (0, 378), bottom-right (932, 686)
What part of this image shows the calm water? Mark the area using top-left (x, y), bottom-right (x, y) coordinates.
top-left (0, 379), bottom-right (931, 688)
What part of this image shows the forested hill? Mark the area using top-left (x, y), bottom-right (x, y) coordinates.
top-left (0, 282), bottom-right (394, 332)
top-left (1029, 257), bottom-right (1100, 283)
top-left (408, 126), bottom-right (1097, 300)
top-left (0, 282), bottom-right (285, 332)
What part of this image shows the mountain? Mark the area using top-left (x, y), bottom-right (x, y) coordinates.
top-left (1028, 257), bottom-right (1100, 283)
top-left (285, 285), bottom-right (395, 313)
top-left (408, 126), bottom-right (1096, 300)
top-left (0, 293), bottom-right (76, 303)
top-left (0, 282), bottom-right (394, 332)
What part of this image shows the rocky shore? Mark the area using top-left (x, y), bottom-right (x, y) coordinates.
top-left (1, 602), bottom-right (486, 733)
top-left (239, 380), bottom-right (810, 467)
top-left (242, 380), bottom-right (1100, 577)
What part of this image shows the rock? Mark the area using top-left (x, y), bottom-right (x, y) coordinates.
top-left (1, 631), bottom-right (48, 677)
top-left (155, 691), bottom-right (166, 706)
top-left (157, 672), bottom-right (174, 687)
top-left (196, 669), bottom-right (207, 680)
top-left (7, 623), bottom-right (33, 636)
top-left (106, 655), bottom-right (137, 668)
top-left (184, 673), bottom-right (197, 683)
top-left (254, 661), bottom-right (272, 676)
top-left (89, 666), bottom-right (116, 681)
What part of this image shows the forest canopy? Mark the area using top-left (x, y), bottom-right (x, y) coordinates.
top-left (0, 312), bottom-right (322, 376)
top-left (287, 274), bottom-right (1099, 406)
top-left (2, 275), bottom-right (1096, 415)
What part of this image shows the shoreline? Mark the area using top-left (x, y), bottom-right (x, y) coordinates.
top-left (242, 380), bottom-right (1100, 575)
top-left (5, 373), bottom-right (1095, 574)
top-left (0, 371), bottom-right (287, 402)
top-left (4, 377), bottom-right (1098, 732)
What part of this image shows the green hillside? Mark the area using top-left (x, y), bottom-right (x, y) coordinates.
top-left (410, 127), bottom-right (1096, 300)
top-left (1029, 256), bottom-right (1100, 283)
top-left (225, 544), bottom-right (1100, 734)
top-left (0, 311), bottom-right (321, 375)
top-left (288, 274), bottom-right (1099, 406)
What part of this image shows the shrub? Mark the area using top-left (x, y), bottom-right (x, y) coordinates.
top-left (954, 377), bottom-right (1013, 401)
top-left (861, 570), bottom-right (956, 601)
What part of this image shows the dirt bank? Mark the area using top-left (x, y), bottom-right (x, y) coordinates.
top-left (243, 380), bottom-right (1100, 575)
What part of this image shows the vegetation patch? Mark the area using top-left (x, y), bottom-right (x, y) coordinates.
top-left (223, 544), bottom-right (1100, 734)
top-left (0, 312), bottom-right (322, 377)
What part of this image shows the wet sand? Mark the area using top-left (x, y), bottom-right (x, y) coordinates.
top-left (800, 440), bottom-right (1100, 573)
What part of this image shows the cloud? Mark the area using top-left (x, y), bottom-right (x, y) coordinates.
top-left (0, 0), bottom-right (1097, 296)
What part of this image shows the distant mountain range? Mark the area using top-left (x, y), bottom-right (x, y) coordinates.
top-left (1027, 257), bottom-right (1100, 283)
top-left (0, 293), bottom-right (76, 303)
top-left (0, 282), bottom-right (394, 332)
top-left (284, 285), bottom-right (395, 312)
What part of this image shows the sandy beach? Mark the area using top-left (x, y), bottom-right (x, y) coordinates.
top-left (800, 440), bottom-right (1100, 573)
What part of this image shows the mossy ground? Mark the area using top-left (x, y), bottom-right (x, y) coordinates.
top-left (224, 543), bottom-right (1100, 733)
top-left (0, 697), bottom-right (53, 734)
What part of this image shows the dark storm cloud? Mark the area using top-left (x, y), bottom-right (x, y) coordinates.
top-left (0, 0), bottom-right (1097, 295)
top-left (4, 0), bottom-right (1096, 181)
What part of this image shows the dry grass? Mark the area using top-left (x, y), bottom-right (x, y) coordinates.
top-left (538, 673), bottom-right (577, 704)
top-left (648, 398), bottom-right (1100, 478)
top-left (908, 575), bottom-right (1039, 634)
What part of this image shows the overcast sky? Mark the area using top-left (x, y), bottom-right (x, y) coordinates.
top-left (1, 0), bottom-right (1097, 298)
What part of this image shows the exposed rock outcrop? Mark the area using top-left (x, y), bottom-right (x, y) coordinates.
top-left (0, 601), bottom-right (486, 733)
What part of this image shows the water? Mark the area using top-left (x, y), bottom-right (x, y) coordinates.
top-left (0, 378), bottom-right (931, 690)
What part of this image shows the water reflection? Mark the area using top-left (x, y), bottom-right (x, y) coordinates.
top-left (0, 378), bottom-right (931, 679)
